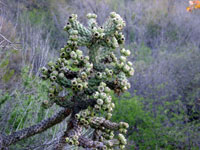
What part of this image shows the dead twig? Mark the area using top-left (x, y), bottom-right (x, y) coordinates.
top-left (0, 33), bottom-right (20, 50)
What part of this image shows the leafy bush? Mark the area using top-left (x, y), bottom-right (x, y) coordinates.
top-left (112, 92), bottom-right (169, 149)
top-left (112, 92), bottom-right (200, 149)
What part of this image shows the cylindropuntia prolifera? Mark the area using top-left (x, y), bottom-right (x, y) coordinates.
top-left (40, 12), bottom-right (134, 149)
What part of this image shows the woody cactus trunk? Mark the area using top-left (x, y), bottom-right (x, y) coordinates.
top-left (0, 12), bottom-right (134, 150)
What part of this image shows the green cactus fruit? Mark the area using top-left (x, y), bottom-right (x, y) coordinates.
top-left (97, 99), bottom-right (104, 105)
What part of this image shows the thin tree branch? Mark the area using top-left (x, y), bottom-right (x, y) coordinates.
top-left (0, 33), bottom-right (20, 50)
top-left (0, 33), bottom-right (12, 44)
top-left (0, 1), bottom-right (7, 7)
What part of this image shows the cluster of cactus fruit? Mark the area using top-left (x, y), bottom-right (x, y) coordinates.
top-left (41, 12), bottom-right (134, 149)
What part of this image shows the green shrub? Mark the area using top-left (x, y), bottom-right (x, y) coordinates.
top-left (112, 92), bottom-right (169, 149)
top-left (112, 92), bottom-right (200, 149)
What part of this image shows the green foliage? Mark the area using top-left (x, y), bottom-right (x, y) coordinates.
top-left (112, 92), bottom-right (200, 149)
top-left (146, 21), bottom-right (161, 40)
top-left (27, 8), bottom-right (46, 25)
top-left (0, 66), bottom-right (67, 149)
top-left (0, 57), bottom-right (9, 68)
top-left (0, 49), bottom-right (17, 83)
top-left (135, 43), bottom-right (153, 64)
top-left (2, 69), bottom-right (15, 83)
top-left (4, 66), bottom-right (51, 133)
top-left (0, 91), bottom-right (10, 107)
top-left (112, 92), bottom-right (169, 149)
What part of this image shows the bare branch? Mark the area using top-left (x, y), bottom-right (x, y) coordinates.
top-left (0, 33), bottom-right (20, 50)
top-left (0, 1), bottom-right (7, 7)
top-left (0, 33), bottom-right (12, 44)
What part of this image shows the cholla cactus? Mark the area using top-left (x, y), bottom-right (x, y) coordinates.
top-left (41, 12), bottom-right (134, 150)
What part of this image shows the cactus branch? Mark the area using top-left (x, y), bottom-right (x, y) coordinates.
top-left (88, 44), bottom-right (100, 66)
top-left (79, 136), bottom-right (120, 149)
top-left (90, 117), bottom-right (120, 130)
top-left (0, 108), bottom-right (71, 148)
top-left (78, 136), bottom-right (106, 149)
top-left (54, 118), bottom-right (81, 150)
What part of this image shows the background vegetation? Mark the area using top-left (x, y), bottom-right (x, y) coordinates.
top-left (0, 0), bottom-right (199, 149)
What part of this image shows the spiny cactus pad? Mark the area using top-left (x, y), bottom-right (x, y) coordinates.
top-left (41, 12), bottom-right (134, 150)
